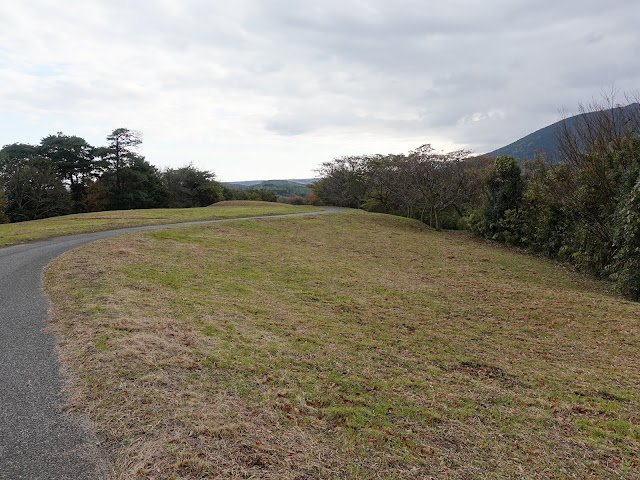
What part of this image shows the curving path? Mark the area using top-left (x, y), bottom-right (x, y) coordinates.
top-left (0, 209), bottom-right (338, 479)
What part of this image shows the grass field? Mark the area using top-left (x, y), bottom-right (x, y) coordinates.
top-left (0, 201), bottom-right (320, 247)
top-left (45, 209), bottom-right (640, 479)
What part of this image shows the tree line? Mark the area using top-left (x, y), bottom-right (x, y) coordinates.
top-left (313, 97), bottom-right (640, 300)
top-left (313, 145), bottom-right (490, 230)
top-left (0, 128), bottom-right (276, 224)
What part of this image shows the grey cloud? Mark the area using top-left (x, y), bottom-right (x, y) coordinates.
top-left (1, 0), bottom-right (639, 179)
top-left (585, 32), bottom-right (604, 44)
top-left (264, 115), bottom-right (313, 136)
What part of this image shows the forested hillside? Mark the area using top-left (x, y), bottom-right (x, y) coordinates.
top-left (225, 180), bottom-right (312, 197)
top-left (486, 102), bottom-right (640, 162)
top-left (223, 179), bottom-right (315, 204)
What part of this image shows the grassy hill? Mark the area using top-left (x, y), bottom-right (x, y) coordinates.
top-left (0, 201), bottom-right (321, 247)
top-left (487, 102), bottom-right (640, 162)
top-left (44, 209), bottom-right (639, 479)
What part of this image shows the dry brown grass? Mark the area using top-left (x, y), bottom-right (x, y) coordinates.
top-left (45, 210), bottom-right (640, 479)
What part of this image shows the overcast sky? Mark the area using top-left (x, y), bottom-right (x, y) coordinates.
top-left (1, 1), bottom-right (638, 181)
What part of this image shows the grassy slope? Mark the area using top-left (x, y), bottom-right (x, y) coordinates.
top-left (45, 210), bottom-right (639, 479)
top-left (0, 201), bottom-right (320, 247)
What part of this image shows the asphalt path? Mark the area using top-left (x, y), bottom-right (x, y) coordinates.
top-left (0, 208), bottom-right (338, 479)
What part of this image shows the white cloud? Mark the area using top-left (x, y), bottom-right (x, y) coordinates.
top-left (0, 0), bottom-right (639, 180)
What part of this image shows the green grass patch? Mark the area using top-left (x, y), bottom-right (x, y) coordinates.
top-left (45, 210), bottom-right (640, 479)
top-left (0, 200), bottom-right (321, 246)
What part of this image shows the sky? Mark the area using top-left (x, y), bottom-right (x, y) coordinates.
top-left (0, 1), bottom-right (638, 182)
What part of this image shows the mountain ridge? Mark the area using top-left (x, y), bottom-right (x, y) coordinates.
top-left (486, 102), bottom-right (640, 162)
top-left (223, 178), bottom-right (318, 187)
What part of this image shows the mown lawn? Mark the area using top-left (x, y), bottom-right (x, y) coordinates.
top-left (45, 210), bottom-right (640, 479)
top-left (0, 201), bottom-right (320, 246)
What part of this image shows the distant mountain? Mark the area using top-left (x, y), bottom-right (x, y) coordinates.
top-left (486, 121), bottom-right (560, 161)
top-left (287, 178), bottom-right (319, 185)
top-left (224, 180), bottom-right (263, 187)
top-left (486, 103), bottom-right (640, 162)
top-left (222, 179), bottom-right (318, 197)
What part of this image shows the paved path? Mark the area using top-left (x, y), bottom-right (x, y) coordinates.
top-left (0, 209), bottom-right (337, 479)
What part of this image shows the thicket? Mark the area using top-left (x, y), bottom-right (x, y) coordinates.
top-left (313, 145), bottom-right (490, 230)
top-left (314, 97), bottom-right (640, 299)
top-left (475, 98), bottom-right (640, 300)
top-left (0, 128), bottom-right (266, 223)
top-left (220, 186), bottom-right (278, 203)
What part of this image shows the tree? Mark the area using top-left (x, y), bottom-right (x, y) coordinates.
top-left (39, 133), bottom-right (98, 186)
top-left (314, 146), bottom-right (484, 229)
top-left (219, 185), bottom-right (273, 202)
top-left (245, 189), bottom-right (278, 202)
top-left (3, 158), bottom-right (71, 222)
top-left (360, 155), bottom-right (396, 213)
top-left (315, 156), bottom-right (368, 208)
top-left (556, 122), bottom-right (640, 275)
top-left (162, 164), bottom-right (221, 207)
top-left (100, 128), bottom-right (144, 190)
top-left (39, 133), bottom-right (102, 211)
top-left (95, 128), bottom-right (169, 210)
top-left (610, 173), bottom-right (640, 300)
top-left (472, 93), bottom-right (640, 299)
top-left (401, 145), bottom-right (474, 229)
top-left (384, 154), bottom-right (422, 218)
top-left (76, 180), bottom-right (108, 212)
top-left (0, 143), bottom-right (71, 222)
top-left (0, 189), bottom-right (8, 223)
top-left (483, 155), bottom-right (525, 241)
top-left (99, 157), bottom-right (169, 210)
top-left (0, 143), bottom-right (39, 176)
top-left (556, 92), bottom-right (640, 170)
top-left (307, 190), bottom-right (319, 205)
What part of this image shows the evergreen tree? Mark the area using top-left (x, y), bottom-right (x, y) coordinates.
top-left (483, 155), bottom-right (525, 241)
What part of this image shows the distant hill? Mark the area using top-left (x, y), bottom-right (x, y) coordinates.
top-left (486, 103), bottom-right (640, 162)
top-left (223, 179), bottom-right (318, 197)
top-left (486, 121), bottom-right (560, 161)
top-left (225, 178), bottom-right (318, 187)
top-left (224, 180), bottom-right (263, 187)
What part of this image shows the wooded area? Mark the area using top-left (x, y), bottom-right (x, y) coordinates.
top-left (313, 98), bottom-right (640, 300)
top-left (0, 128), bottom-right (283, 223)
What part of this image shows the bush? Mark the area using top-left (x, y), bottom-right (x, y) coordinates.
top-left (483, 156), bottom-right (525, 241)
top-left (279, 195), bottom-right (307, 205)
top-left (610, 174), bottom-right (640, 299)
top-left (468, 101), bottom-right (640, 300)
